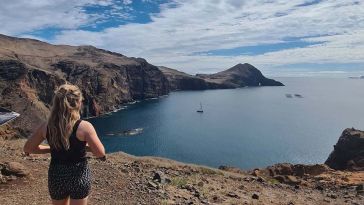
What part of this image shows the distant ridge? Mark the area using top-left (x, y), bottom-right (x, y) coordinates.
top-left (160, 63), bottom-right (283, 91)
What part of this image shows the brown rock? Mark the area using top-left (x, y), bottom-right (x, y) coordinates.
top-left (252, 193), bottom-right (259, 200)
top-left (286, 175), bottom-right (300, 185)
top-left (227, 192), bottom-right (240, 199)
top-left (252, 169), bottom-right (261, 176)
top-left (325, 128), bottom-right (364, 170)
top-left (274, 175), bottom-right (300, 185)
top-left (300, 164), bottom-right (330, 176)
top-left (268, 163), bottom-right (293, 176)
top-left (2, 162), bottom-right (29, 177)
top-left (147, 181), bottom-right (159, 189)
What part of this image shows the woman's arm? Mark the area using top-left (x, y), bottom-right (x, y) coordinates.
top-left (23, 123), bottom-right (51, 155)
top-left (80, 121), bottom-right (105, 158)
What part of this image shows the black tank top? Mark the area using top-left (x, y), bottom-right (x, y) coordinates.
top-left (46, 120), bottom-right (86, 164)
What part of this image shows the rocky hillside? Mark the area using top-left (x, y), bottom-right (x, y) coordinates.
top-left (160, 64), bottom-right (284, 91)
top-left (1, 129), bottom-right (364, 204)
top-left (197, 63), bottom-right (284, 88)
top-left (159, 66), bottom-right (222, 90)
top-left (0, 34), bottom-right (169, 134)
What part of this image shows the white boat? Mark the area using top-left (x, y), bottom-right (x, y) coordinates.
top-left (197, 102), bottom-right (203, 113)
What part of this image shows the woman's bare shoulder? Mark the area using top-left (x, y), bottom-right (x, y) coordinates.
top-left (77, 120), bottom-right (97, 141)
top-left (78, 120), bottom-right (96, 134)
top-left (79, 120), bottom-right (93, 129)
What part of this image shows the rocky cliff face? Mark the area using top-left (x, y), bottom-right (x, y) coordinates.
top-left (159, 66), bottom-right (223, 91)
top-left (0, 34), bottom-right (168, 134)
top-left (161, 63), bottom-right (283, 91)
top-left (325, 128), bottom-right (364, 171)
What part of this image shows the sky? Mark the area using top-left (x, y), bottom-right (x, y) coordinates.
top-left (0, 0), bottom-right (364, 76)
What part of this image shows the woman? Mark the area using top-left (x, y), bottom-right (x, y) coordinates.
top-left (24, 84), bottom-right (105, 205)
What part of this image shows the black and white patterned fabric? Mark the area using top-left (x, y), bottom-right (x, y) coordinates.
top-left (48, 160), bottom-right (91, 200)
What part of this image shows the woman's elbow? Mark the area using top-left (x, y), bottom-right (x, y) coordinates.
top-left (23, 144), bottom-right (33, 154)
top-left (96, 147), bottom-right (106, 158)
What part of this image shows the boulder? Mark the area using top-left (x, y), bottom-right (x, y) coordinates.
top-left (147, 181), bottom-right (159, 189)
top-left (300, 164), bottom-right (330, 176)
top-left (325, 128), bottom-right (364, 170)
top-left (267, 163), bottom-right (294, 176)
top-left (153, 171), bottom-right (171, 184)
top-left (1, 162), bottom-right (29, 177)
top-left (252, 193), bottom-right (259, 200)
top-left (267, 163), bottom-right (331, 177)
top-left (274, 175), bottom-right (301, 185)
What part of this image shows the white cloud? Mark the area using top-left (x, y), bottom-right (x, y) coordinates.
top-left (0, 0), bottom-right (117, 35)
top-left (122, 0), bottom-right (133, 5)
top-left (1, 0), bottom-right (364, 74)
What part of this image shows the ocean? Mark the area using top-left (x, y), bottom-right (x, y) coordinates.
top-left (89, 77), bottom-right (364, 169)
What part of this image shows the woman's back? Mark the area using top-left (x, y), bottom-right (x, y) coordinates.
top-left (46, 119), bottom-right (86, 164)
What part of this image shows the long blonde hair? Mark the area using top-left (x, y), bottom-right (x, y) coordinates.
top-left (47, 84), bottom-right (83, 150)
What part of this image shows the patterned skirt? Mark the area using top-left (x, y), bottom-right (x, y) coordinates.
top-left (48, 160), bottom-right (91, 200)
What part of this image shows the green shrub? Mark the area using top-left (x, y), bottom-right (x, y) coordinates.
top-left (171, 177), bottom-right (188, 188)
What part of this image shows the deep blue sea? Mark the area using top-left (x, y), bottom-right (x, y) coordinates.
top-left (89, 77), bottom-right (364, 169)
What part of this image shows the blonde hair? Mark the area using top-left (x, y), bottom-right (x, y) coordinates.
top-left (47, 84), bottom-right (83, 150)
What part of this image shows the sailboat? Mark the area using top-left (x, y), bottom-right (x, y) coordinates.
top-left (197, 102), bottom-right (203, 113)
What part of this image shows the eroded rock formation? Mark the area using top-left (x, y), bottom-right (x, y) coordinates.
top-left (325, 128), bottom-right (364, 171)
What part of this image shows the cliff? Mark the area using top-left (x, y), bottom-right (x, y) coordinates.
top-left (0, 34), bottom-right (169, 134)
top-left (325, 128), bottom-right (364, 171)
top-left (159, 66), bottom-right (222, 90)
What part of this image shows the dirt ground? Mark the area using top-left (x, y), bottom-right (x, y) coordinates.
top-left (1, 138), bottom-right (364, 205)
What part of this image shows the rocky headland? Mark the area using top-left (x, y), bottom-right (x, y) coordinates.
top-left (196, 63), bottom-right (283, 88)
top-left (160, 64), bottom-right (283, 91)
